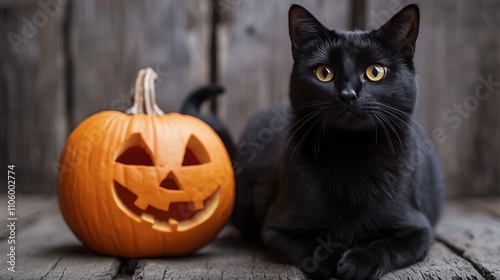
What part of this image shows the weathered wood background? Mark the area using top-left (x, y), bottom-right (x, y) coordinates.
top-left (0, 0), bottom-right (498, 196)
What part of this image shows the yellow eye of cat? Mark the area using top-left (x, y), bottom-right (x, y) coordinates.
top-left (315, 65), bottom-right (335, 82)
top-left (365, 64), bottom-right (387, 81)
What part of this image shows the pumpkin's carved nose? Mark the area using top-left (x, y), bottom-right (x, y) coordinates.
top-left (160, 172), bottom-right (182, 191)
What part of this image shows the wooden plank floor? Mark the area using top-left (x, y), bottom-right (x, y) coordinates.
top-left (0, 196), bottom-right (498, 280)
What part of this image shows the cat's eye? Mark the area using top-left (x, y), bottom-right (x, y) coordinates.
top-left (315, 65), bottom-right (335, 82)
top-left (365, 64), bottom-right (387, 81)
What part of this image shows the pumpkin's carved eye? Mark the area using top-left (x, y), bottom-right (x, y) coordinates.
top-left (182, 135), bottom-right (210, 166)
top-left (115, 133), bottom-right (154, 166)
top-left (160, 172), bottom-right (182, 191)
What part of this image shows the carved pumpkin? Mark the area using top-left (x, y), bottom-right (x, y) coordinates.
top-left (58, 68), bottom-right (234, 257)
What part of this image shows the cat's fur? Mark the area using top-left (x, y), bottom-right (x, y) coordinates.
top-left (182, 4), bottom-right (443, 280)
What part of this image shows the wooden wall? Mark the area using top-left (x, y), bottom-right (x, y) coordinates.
top-left (1, 0), bottom-right (498, 196)
top-left (369, 0), bottom-right (500, 196)
top-left (0, 0), bottom-right (67, 194)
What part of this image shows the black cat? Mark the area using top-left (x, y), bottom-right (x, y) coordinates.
top-left (182, 4), bottom-right (444, 280)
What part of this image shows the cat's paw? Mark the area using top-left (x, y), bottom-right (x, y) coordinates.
top-left (337, 248), bottom-right (384, 280)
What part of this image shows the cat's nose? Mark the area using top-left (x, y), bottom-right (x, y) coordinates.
top-left (339, 89), bottom-right (358, 105)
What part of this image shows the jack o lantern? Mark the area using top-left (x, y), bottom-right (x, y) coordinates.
top-left (58, 68), bottom-right (234, 257)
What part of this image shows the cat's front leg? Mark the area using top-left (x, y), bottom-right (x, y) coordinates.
top-left (263, 224), bottom-right (346, 280)
top-left (337, 222), bottom-right (432, 280)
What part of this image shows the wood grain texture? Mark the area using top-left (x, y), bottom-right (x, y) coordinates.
top-left (467, 197), bottom-right (500, 218)
top-left (0, 1), bottom-right (68, 193)
top-left (69, 0), bottom-right (212, 127)
top-left (0, 195), bottom-right (57, 239)
top-left (0, 204), bottom-right (120, 280)
top-left (0, 197), bottom-right (497, 279)
top-left (383, 243), bottom-right (485, 280)
top-left (133, 226), bottom-right (306, 280)
top-left (367, 0), bottom-right (500, 197)
top-left (218, 0), bottom-right (350, 138)
top-left (437, 204), bottom-right (500, 279)
top-left (134, 234), bottom-right (485, 280)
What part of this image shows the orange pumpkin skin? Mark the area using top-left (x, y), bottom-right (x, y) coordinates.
top-left (58, 70), bottom-right (234, 257)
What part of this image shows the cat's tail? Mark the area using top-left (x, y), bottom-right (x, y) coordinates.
top-left (180, 85), bottom-right (223, 116)
top-left (180, 85), bottom-right (236, 159)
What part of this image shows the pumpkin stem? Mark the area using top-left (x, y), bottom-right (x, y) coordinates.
top-left (126, 68), bottom-right (164, 116)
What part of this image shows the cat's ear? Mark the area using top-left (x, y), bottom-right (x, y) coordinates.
top-left (375, 4), bottom-right (419, 56)
top-left (289, 4), bottom-right (329, 59)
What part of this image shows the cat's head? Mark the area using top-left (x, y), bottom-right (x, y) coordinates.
top-left (288, 4), bottom-right (420, 131)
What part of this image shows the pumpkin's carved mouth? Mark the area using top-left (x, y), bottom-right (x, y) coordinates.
top-left (112, 181), bottom-right (220, 232)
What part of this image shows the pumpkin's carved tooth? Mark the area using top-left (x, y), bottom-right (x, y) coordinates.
top-left (190, 200), bottom-right (205, 210)
top-left (141, 213), bottom-right (155, 224)
top-left (152, 221), bottom-right (170, 232)
top-left (168, 219), bottom-right (179, 231)
top-left (113, 180), bottom-right (222, 232)
top-left (112, 181), bottom-right (142, 221)
top-left (134, 197), bottom-right (150, 210)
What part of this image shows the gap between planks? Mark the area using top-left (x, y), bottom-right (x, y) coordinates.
top-left (435, 197), bottom-right (500, 280)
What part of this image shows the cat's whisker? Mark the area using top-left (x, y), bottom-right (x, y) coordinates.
top-left (284, 108), bottom-right (318, 143)
top-left (367, 115), bottom-right (378, 144)
top-left (367, 102), bottom-right (427, 150)
top-left (376, 111), bottom-right (407, 160)
top-left (287, 109), bottom-right (323, 135)
top-left (294, 100), bottom-right (330, 111)
top-left (284, 109), bottom-right (325, 159)
top-left (374, 102), bottom-right (432, 138)
top-left (313, 122), bottom-right (322, 159)
top-left (375, 106), bottom-right (431, 155)
top-left (375, 107), bottom-right (417, 134)
top-left (314, 113), bottom-right (330, 159)
top-left (373, 112), bottom-right (396, 156)
top-left (292, 114), bottom-right (323, 160)
top-left (322, 118), bottom-right (330, 143)
top-left (313, 118), bottom-right (321, 159)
